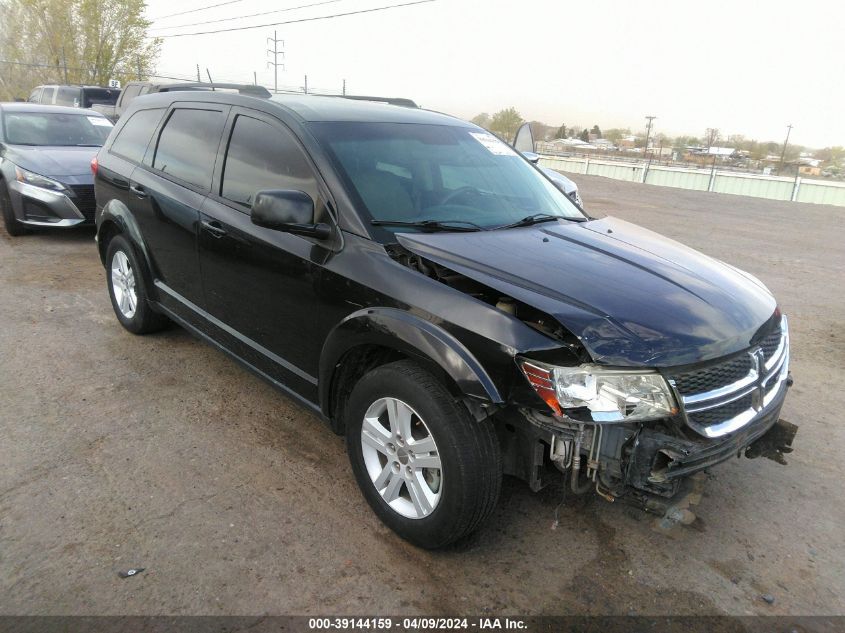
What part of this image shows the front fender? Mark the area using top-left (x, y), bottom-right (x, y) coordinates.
top-left (319, 307), bottom-right (504, 413)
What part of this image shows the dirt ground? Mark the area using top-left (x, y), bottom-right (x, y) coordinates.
top-left (1, 174), bottom-right (843, 616)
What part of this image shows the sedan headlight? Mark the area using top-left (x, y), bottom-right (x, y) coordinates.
top-left (15, 166), bottom-right (67, 192)
top-left (519, 359), bottom-right (678, 422)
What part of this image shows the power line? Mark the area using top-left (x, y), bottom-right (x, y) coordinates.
top-left (151, 0), bottom-right (437, 38)
top-left (150, 0), bottom-right (251, 22)
top-left (150, 0), bottom-right (344, 32)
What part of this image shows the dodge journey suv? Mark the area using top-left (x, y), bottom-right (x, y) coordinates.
top-left (93, 91), bottom-right (796, 548)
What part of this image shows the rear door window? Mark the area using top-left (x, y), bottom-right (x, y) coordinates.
top-left (28, 88), bottom-right (43, 103)
top-left (153, 108), bottom-right (225, 190)
top-left (40, 87), bottom-right (56, 104)
top-left (221, 114), bottom-right (319, 208)
top-left (56, 86), bottom-right (81, 107)
top-left (110, 108), bottom-right (165, 164)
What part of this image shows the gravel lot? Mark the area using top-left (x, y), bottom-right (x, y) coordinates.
top-left (1, 174), bottom-right (843, 616)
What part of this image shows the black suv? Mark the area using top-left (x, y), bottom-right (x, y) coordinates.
top-left (93, 91), bottom-right (795, 548)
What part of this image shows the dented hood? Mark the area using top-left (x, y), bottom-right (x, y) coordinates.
top-left (396, 217), bottom-right (778, 367)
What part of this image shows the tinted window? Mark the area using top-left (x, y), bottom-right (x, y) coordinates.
top-left (110, 108), bottom-right (165, 163)
top-left (28, 88), bottom-right (42, 103)
top-left (81, 88), bottom-right (120, 108)
top-left (154, 109), bottom-right (224, 189)
top-left (56, 86), bottom-right (81, 107)
top-left (3, 112), bottom-right (112, 146)
top-left (40, 87), bottom-right (56, 104)
top-left (221, 115), bottom-right (319, 207)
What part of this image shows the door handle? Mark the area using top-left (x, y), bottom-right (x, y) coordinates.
top-left (201, 219), bottom-right (227, 238)
top-left (129, 183), bottom-right (147, 198)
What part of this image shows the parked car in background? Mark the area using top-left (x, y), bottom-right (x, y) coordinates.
top-left (93, 91), bottom-right (794, 549)
top-left (91, 81), bottom-right (271, 122)
top-left (28, 84), bottom-right (120, 109)
top-left (0, 103), bottom-right (112, 235)
top-left (512, 122), bottom-right (583, 207)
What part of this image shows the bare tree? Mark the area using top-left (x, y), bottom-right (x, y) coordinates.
top-left (0, 0), bottom-right (160, 100)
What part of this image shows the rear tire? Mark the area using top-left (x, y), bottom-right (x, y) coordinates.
top-left (345, 360), bottom-right (502, 549)
top-left (0, 180), bottom-right (28, 236)
top-left (106, 234), bottom-right (168, 334)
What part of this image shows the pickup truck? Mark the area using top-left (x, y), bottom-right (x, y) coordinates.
top-left (92, 81), bottom-right (271, 122)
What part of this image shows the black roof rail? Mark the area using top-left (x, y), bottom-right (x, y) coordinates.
top-left (157, 82), bottom-right (272, 98)
top-left (335, 94), bottom-right (419, 108)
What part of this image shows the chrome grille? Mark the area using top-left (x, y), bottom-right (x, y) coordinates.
top-left (668, 316), bottom-right (789, 438)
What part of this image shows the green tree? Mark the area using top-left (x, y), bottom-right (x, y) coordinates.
top-left (591, 124), bottom-right (602, 138)
top-left (579, 128), bottom-right (589, 142)
top-left (488, 107), bottom-right (523, 143)
top-left (603, 128), bottom-right (631, 143)
top-left (470, 113), bottom-right (491, 128)
top-left (529, 121), bottom-right (551, 142)
top-left (0, 0), bottom-right (160, 101)
top-left (555, 124), bottom-right (567, 139)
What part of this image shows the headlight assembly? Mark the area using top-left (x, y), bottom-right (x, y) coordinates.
top-left (15, 165), bottom-right (67, 192)
top-left (518, 358), bottom-right (678, 422)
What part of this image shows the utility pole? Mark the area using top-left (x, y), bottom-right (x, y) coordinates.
top-left (267, 31), bottom-right (284, 94)
top-left (643, 115), bottom-right (656, 159)
top-left (136, 57), bottom-right (142, 81)
top-left (254, 71), bottom-right (257, 86)
top-left (61, 47), bottom-right (68, 83)
top-left (342, 79), bottom-right (346, 96)
top-left (303, 74), bottom-right (308, 94)
top-left (779, 124), bottom-right (793, 172)
top-left (196, 64), bottom-right (201, 82)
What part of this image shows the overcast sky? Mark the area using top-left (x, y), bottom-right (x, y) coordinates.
top-left (144, 0), bottom-right (844, 148)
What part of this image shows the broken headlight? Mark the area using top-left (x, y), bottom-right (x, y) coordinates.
top-left (519, 359), bottom-right (678, 422)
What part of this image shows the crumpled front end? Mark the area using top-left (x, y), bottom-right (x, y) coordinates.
top-left (502, 315), bottom-right (797, 518)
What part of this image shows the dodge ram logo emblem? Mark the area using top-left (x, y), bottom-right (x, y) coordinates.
top-left (750, 348), bottom-right (766, 411)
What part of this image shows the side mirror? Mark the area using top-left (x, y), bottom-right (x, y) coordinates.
top-left (251, 190), bottom-right (331, 240)
top-left (521, 151), bottom-right (541, 164)
top-left (513, 121), bottom-right (535, 154)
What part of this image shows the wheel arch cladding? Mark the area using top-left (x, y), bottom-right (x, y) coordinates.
top-left (98, 200), bottom-right (156, 290)
top-left (319, 308), bottom-right (504, 431)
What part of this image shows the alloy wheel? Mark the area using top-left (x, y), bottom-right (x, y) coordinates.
top-left (360, 397), bottom-right (442, 519)
top-left (111, 250), bottom-right (137, 319)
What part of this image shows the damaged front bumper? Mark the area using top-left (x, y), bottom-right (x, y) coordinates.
top-left (500, 369), bottom-right (796, 515)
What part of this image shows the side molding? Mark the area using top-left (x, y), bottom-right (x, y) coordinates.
top-left (319, 307), bottom-right (504, 414)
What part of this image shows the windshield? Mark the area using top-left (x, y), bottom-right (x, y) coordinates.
top-left (3, 112), bottom-right (113, 146)
top-left (310, 122), bottom-right (585, 234)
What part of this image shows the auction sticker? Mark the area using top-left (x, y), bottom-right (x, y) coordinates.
top-left (469, 132), bottom-right (515, 156)
top-left (88, 116), bottom-right (113, 127)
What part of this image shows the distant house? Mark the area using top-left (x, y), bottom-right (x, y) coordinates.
top-left (591, 138), bottom-right (617, 150)
top-left (537, 138), bottom-right (594, 152)
top-left (799, 165), bottom-right (822, 176)
top-left (683, 146), bottom-right (741, 161)
top-left (618, 135), bottom-right (638, 149)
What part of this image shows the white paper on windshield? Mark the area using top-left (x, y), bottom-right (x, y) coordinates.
top-left (469, 132), bottom-right (515, 156)
top-left (87, 116), bottom-right (113, 127)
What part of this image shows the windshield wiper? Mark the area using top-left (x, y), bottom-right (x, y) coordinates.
top-left (371, 219), bottom-right (486, 232)
top-left (496, 213), bottom-right (586, 230)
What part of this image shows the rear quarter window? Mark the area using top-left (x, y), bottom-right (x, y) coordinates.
top-left (109, 108), bottom-right (166, 164)
top-left (153, 108), bottom-right (225, 190)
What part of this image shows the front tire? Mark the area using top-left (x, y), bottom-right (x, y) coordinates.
top-left (106, 234), bottom-right (168, 334)
top-left (345, 360), bottom-right (502, 549)
top-left (0, 180), bottom-right (28, 236)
